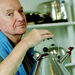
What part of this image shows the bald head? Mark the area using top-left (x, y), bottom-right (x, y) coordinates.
top-left (0, 0), bottom-right (21, 11)
top-left (0, 0), bottom-right (20, 4)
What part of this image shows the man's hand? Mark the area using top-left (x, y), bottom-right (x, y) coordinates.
top-left (23, 29), bottom-right (53, 48)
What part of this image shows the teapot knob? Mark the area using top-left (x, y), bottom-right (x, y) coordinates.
top-left (43, 47), bottom-right (48, 52)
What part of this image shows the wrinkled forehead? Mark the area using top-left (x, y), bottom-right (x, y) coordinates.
top-left (0, 0), bottom-right (22, 12)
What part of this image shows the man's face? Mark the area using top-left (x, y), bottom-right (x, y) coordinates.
top-left (0, 0), bottom-right (26, 35)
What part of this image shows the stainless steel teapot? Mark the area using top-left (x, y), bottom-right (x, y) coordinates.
top-left (32, 38), bottom-right (74, 75)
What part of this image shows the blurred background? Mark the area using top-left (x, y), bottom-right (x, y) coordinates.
top-left (19, 0), bottom-right (75, 75)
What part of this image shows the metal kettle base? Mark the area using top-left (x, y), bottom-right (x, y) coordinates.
top-left (32, 53), bottom-right (70, 75)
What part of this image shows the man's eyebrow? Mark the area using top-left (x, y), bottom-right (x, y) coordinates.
top-left (6, 9), bottom-right (14, 12)
top-left (6, 7), bottom-right (23, 12)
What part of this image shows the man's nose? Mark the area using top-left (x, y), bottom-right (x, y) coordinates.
top-left (14, 11), bottom-right (25, 21)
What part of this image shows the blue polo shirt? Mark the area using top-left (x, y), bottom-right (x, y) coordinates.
top-left (0, 31), bottom-right (36, 75)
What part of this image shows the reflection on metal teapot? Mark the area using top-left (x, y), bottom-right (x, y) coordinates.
top-left (32, 52), bottom-right (71, 75)
top-left (32, 38), bottom-right (74, 75)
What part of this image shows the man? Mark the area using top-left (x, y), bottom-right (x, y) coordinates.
top-left (0, 0), bottom-right (53, 75)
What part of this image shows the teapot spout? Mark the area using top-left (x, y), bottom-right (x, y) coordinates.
top-left (58, 47), bottom-right (74, 64)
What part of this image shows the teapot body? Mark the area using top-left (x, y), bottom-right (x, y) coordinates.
top-left (32, 53), bottom-right (70, 75)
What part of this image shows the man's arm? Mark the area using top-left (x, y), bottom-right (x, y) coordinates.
top-left (0, 29), bottom-right (53, 75)
top-left (0, 39), bottom-right (29, 75)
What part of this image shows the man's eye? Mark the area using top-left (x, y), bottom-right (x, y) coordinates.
top-left (8, 13), bottom-right (13, 16)
top-left (20, 10), bottom-right (24, 13)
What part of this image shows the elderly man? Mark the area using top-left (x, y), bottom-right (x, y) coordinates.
top-left (0, 0), bottom-right (53, 75)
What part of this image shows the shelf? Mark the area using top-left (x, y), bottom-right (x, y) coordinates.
top-left (65, 63), bottom-right (75, 67)
top-left (27, 22), bottom-right (75, 29)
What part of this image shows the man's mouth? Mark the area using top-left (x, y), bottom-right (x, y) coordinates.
top-left (17, 23), bottom-right (26, 27)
